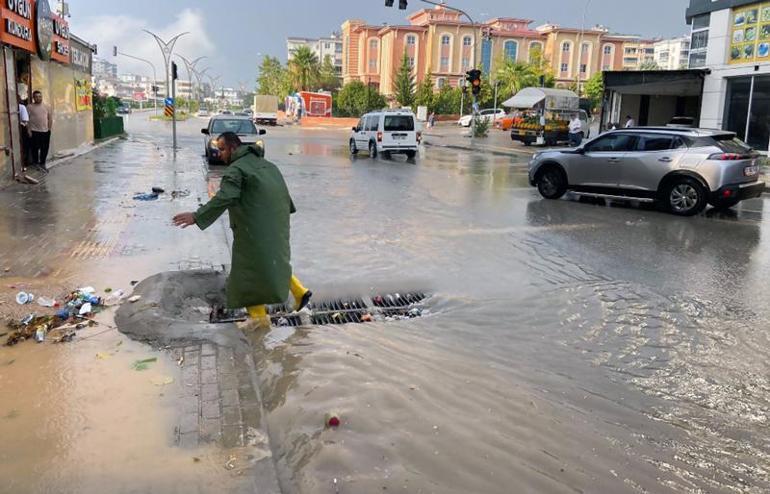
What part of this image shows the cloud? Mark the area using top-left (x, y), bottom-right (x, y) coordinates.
top-left (73, 8), bottom-right (215, 82)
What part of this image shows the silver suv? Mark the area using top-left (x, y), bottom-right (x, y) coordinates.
top-left (528, 128), bottom-right (765, 216)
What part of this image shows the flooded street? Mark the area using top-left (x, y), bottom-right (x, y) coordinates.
top-left (2, 115), bottom-right (770, 493)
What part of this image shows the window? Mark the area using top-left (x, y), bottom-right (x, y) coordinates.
top-left (560, 63), bottom-right (568, 73)
top-left (407, 57), bottom-right (415, 68)
top-left (384, 115), bottom-right (415, 131)
top-left (724, 75), bottom-right (770, 150)
top-left (690, 30), bottom-right (708, 50)
top-left (603, 45), bottom-right (612, 55)
top-left (637, 135), bottom-right (675, 152)
top-left (406, 35), bottom-right (416, 46)
top-left (585, 134), bottom-right (639, 152)
top-left (440, 56), bottom-right (449, 68)
top-left (370, 39), bottom-right (378, 50)
top-left (689, 13), bottom-right (709, 69)
top-left (504, 40), bottom-right (518, 61)
top-left (369, 59), bottom-right (377, 70)
top-left (463, 36), bottom-right (472, 46)
top-left (580, 64), bottom-right (587, 73)
top-left (365, 115), bottom-right (379, 131)
top-left (442, 35), bottom-right (451, 45)
top-left (356, 118), bottom-right (365, 130)
top-left (436, 77), bottom-right (446, 88)
top-left (325, 43), bottom-right (331, 49)
top-left (211, 119), bottom-right (258, 134)
top-left (692, 13), bottom-right (710, 31)
top-left (461, 57), bottom-right (470, 68)
top-left (562, 41), bottom-right (571, 52)
top-left (602, 65), bottom-right (611, 70)
top-left (582, 43), bottom-right (590, 54)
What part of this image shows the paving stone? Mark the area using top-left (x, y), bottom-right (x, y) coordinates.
top-left (221, 425), bottom-right (244, 448)
top-left (178, 431), bottom-right (199, 449)
top-left (222, 405), bottom-right (242, 426)
top-left (201, 383), bottom-right (219, 401)
top-left (200, 368), bottom-right (218, 385)
top-left (221, 388), bottom-right (239, 408)
top-left (200, 355), bottom-right (216, 370)
top-left (201, 343), bottom-right (217, 357)
top-left (202, 399), bottom-right (221, 420)
top-left (179, 412), bottom-right (199, 434)
top-left (180, 395), bottom-right (199, 415)
top-left (200, 417), bottom-right (221, 442)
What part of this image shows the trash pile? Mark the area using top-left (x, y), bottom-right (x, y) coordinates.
top-left (4, 286), bottom-right (129, 346)
top-left (132, 187), bottom-right (190, 201)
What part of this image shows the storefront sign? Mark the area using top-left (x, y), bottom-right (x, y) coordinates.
top-left (70, 37), bottom-right (92, 74)
top-left (50, 11), bottom-right (68, 63)
top-left (74, 77), bottom-right (92, 111)
top-left (35, 0), bottom-right (53, 61)
top-left (729, 2), bottom-right (770, 64)
top-left (1, 0), bottom-right (34, 51)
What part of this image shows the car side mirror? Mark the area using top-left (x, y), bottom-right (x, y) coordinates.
top-left (258, 129), bottom-right (266, 136)
top-left (201, 128), bottom-right (209, 135)
top-left (352, 126), bottom-right (359, 132)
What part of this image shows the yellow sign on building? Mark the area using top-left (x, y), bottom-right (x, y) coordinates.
top-left (74, 78), bottom-right (92, 111)
top-left (729, 2), bottom-right (770, 64)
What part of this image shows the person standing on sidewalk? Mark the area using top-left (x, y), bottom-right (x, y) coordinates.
top-left (28, 90), bottom-right (52, 172)
top-left (172, 132), bottom-right (312, 329)
top-left (568, 114), bottom-right (583, 147)
top-left (18, 96), bottom-right (30, 170)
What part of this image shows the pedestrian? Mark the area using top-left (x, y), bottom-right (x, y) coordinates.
top-left (428, 111), bottom-right (436, 128)
top-left (18, 96), bottom-right (30, 170)
top-left (172, 132), bottom-right (312, 330)
top-left (568, 114), bottom-right (583, 147)
top-left (624, 115), bottom-right (636, 128)
top-left (27, 90), bottom-right (52, 172)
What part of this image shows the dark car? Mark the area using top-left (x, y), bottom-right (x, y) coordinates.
top-left (202, 116), bottom-right (266, 164)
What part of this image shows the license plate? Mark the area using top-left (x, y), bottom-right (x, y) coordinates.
top-left (744, 165), bottom-right (759, 177)
top-left (393, 135), bottom-right (405, 140)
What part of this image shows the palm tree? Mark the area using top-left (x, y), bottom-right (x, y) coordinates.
top-left (495, 57), bottom-right (537, 97)
top-left (289, 46), bottom-right (320, 92)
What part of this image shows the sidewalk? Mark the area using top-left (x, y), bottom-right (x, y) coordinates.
top-left (422, 123), bottom-right (533, 158)
top-left (0, 118), bottom-right (280, 493)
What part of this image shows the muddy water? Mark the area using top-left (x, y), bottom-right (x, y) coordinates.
top-left (247, 130), bottom-right (770, 493)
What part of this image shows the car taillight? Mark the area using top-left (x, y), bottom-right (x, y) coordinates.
top-left (416, 131), bottom-right (422, 143)
top-left (708, 153), bottom-right (751, 160)
top-left (377, 131), bottom-right (383, 142)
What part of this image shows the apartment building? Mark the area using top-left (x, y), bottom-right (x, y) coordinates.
top-left (654, 36), bottom-right (691, 69)
top-left (287, 33), bottom-right (344, 75)
top-left (342, 5), bottom-right (662, 96)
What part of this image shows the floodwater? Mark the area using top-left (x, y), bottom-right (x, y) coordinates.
top-left (250, 125), bottom-right (770, 493)
top-left (2, 115), bottom-right (770, 493)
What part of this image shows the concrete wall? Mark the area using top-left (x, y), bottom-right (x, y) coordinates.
top-left (647, 95), bottom-right (681, 125)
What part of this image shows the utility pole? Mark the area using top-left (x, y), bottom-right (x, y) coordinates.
top-left (177, 55), bottom-right (206, 114)
top-left (171, 61), bottom-right (178, 151)
top-left (143, 30), bottom-right (188, 99)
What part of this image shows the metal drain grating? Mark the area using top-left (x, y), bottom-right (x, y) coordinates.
top-left (210, 292), bottom-right (428, 327)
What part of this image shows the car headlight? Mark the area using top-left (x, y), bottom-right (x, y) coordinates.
top-left (209, 138), bottom-right (218, 147)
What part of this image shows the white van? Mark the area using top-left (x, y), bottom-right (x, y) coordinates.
top-left (350, 109), bottom-right (420, 159)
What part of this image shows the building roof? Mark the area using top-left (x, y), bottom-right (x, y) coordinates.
top-left (378, 25), bottom-right (429, 35)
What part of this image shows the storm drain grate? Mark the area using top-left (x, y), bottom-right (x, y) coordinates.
top-left (210, 292), bottom-right (428, 327)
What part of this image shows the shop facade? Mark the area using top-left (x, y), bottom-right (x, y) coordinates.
top-left (687, 0), bottom-right (770, 151)
top-left (0, 0), bottom-right (94, 180)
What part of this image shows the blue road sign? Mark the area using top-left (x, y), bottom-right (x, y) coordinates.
top-left (164, 97), bottom-right (174, 106)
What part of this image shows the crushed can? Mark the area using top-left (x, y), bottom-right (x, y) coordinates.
top-left (34, 326), bottom-right (47, 343)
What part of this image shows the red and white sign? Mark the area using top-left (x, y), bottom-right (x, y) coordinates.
top-left (133, 91), bottom-right (146, 102)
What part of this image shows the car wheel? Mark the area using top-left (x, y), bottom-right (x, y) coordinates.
top-left (369, 141), bottom-right (378, 158)
top-left (536, 166), bottom-right (567, 200)
top-left (523, 140), bottom-right (532, 146)
top-left (349, 139), bottom-right (358, 155)
top-left (406, 150), bottom-right (417, 159)
top-left (664, 177), bottom-right (707, 216)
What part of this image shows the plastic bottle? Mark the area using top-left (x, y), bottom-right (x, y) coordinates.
top-left (34, 327), bottom-right (46, 343)
top-left (37, 297), bottom-right (56, 307)
top-left (104, 289), bottom-right (126, 306)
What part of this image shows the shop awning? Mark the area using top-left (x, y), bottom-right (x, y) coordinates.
top-left (603, 69), bottom-right (709, 96)
top-left (502, 87), bottom-right (579, 110)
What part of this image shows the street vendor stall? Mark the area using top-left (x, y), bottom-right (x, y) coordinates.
top-left (502, 87), bottom-right (579, 146)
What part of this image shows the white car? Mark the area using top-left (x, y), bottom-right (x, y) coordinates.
top-left (458, 109), bottom-right (507, 127)
top-left (349, 109), bottom-right (421, 159)
top-left (196, 109), bottom-right (210, 118)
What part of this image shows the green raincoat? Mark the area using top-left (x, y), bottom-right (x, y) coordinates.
top-left (194, 144), bottom-right (295, 309)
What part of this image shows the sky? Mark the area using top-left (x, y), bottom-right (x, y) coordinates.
top-left (70, 0), bottom-right (692, 88)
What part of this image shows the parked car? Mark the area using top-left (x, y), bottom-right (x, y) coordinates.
top-left (457, 109), bottom-right (507, 127)
top-left (116, 105), bottom-right (131, 115)
top-left (528, 128), bottom-right (764, 216)
top-left (667, 116), bottom-right (696, 128)
top-left (349, 109), bottom-right (421, 159)
top-left (196, 109), bottom-right (210, 118)
top-left (202, 116), bottom-right (266, 164)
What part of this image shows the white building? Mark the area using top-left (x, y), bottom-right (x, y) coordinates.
top-left (93, 57), bottom-right (118, 80)
top-left (654, 36), bottom-right (691, 69)
top-left (687, 0), bottom-right (770, 151)
top-left (287, 32), bottom-right (344, 75)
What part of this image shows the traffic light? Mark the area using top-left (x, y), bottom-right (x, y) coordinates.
top-left (113, 45), bottom-right (117, 57)
top-left (171, 62), bottom-right (178, 81)
top-left (466, 69), bottom-right (482, 96)
top-left (385, 0), bottom-right (407, 9)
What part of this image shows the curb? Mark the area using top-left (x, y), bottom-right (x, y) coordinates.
top-left (423, 140), bottom-right (532, 158)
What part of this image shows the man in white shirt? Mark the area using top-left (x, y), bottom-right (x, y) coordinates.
top-left (624, 115), bottom-right (636, 128)
top-left (18, 97), bottom-right (30, 170)
top-left (568, 114), bottom-right (584, 147)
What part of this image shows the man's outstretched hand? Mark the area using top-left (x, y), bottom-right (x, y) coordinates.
top-left (173, 212), bottom-right (196, 228)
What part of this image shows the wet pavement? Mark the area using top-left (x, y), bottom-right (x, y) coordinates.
top-left (2, 114), bottom-right (770, 493)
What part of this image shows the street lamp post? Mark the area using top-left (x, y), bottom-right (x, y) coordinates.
top-left (576, 0), bottom-right (593, 97)
top-left (115, 49), bottom-right (159, 115)
top-left (177, 55), bottom-right (206, 114)
top-left (143, 30), bottom-right (189, 99)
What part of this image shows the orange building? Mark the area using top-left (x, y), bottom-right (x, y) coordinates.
top-left (341, 5), bottom-right (659, 97)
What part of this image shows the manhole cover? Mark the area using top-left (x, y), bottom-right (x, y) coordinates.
top-left (210, 292), bottom-right (428, 327)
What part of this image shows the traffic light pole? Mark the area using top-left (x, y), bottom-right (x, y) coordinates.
top-left (172, 73), bottom-right (177, 151)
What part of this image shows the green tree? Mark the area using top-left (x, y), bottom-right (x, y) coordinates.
top-left (257, 56), bottom-right (291, 98)
top-left (528, 51), bottom-right (556, 88)
top-left (494, 57), bottom-right (538, 97)
top-left (583, 72), bottom-right (604, 109)
top-left (393, 53), bottom-right (416, 108)
top-left (318, 55), bottom-right (340, 92)
top-left (288, 46), bottom-right (320, 92)
top-left (433, 85), bottom-right (463, 115)
top-left (335, 81), bottom-right (387, 117)
top-left (639, 60), bottom-right (661, 71)
top-left (415, 71), bottom-right (435, 111)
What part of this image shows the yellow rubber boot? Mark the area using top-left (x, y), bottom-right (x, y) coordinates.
top-left (238, 305), bottom-right (270, 331)
top-left (290, 275), bottom-right (312, 312)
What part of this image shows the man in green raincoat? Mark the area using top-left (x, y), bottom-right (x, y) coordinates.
top-left (173, 132), bottom-right (311, 328)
